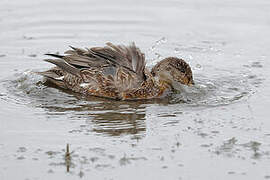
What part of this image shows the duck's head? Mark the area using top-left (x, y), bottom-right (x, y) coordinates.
top-left (151, 57), bottom-right (194, 88)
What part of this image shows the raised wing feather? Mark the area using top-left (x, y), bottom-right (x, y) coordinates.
top-left (91, 42), bottom-right (146, 81)
top-left (41, 42), bottom-right (147, 96)
top-left (45, 42), bottom-right (146, 79)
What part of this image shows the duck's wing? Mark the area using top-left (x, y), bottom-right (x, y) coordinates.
top-left (41, 42), bottom-right (147, 94)
top-left (58, 42), bottom-right (147, 80)
top-left (90, 42), bottom-right (146, 81)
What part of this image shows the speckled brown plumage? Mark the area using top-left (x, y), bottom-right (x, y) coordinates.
top-left (38, 42), bottom-right (194, 100)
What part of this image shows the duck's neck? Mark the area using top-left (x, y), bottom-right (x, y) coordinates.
top-left (152, 70), bottom-right (174, 89)
top-left (152, 76), bottom-right (174, 97)
top-left (159, 78), bottom-right (173, 89)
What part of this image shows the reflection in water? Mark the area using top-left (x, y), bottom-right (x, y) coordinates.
top-left (42, 93), bottom-right (148, 137)
top-left (65, 144), bottom-right (71, 172)
top-left (90, 112), bottom-right (146, 136)
top-left (2, 72), bottom-right (151, 137)
top-left (43, 81), bottom-right (149, 137)
top-left (48, 92), bottom-right (149, 136)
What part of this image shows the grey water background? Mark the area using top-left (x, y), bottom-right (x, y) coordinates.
top-left (1, 0), bottom-right (270, 179)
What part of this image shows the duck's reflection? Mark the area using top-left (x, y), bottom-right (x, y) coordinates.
top-left (81, 98), bottom-right (147, 137)
top-left (90, 111), bottom-right (146, 136)
top-left (39, 83), bottom-right (148, 137)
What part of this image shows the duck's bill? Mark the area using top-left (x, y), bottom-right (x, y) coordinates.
top-left (187, 79), bottom-right (195, 86)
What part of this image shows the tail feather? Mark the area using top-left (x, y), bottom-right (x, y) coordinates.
top-left (36, 70), bottom-right (67, 89)
top-left (45, 78), bottom-right (67, 89)
top-left (44, 59), bottom-right (80, 76)
top-left (45, 53), bottom-right (64, 58)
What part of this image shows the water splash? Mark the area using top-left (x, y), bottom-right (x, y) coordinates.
top-left (2, 66), bottom-right (259, 113)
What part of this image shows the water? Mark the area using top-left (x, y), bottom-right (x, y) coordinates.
top-left (1, 0), bottom-right (270, 179)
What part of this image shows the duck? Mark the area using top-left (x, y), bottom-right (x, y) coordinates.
top-left (38, 42), bottom-right (194, 100)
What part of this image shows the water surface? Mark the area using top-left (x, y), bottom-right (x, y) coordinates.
top-left (1, 0), bottom-right (270, 179)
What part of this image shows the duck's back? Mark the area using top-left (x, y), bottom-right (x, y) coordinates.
top-left (39, 42), bottom-right (159, 100)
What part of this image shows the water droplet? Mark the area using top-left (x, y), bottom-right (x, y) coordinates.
top-left (149, 45), bottom-right (156, 51)
top-left (195, 64), bottom-right (202, 69)
top-left (155, 53), bottom-right (162, 60)
top-left (160, 37), bottom-right (167, 43)
top-left (155, 37), bottom-right (167, 45)
top-left (174, 47), bottom-right (180, 53)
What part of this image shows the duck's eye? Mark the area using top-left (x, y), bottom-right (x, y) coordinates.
top-left (180, 68), bottom-right (185, 73)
